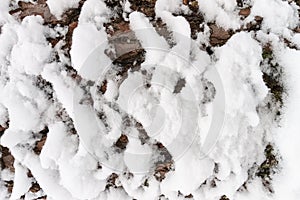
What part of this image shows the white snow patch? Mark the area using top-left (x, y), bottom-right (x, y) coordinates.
top-left (11, 162), bottom-right (32, 199)
top-left (47, 0), bottom-right (81, 19)
top-left (273, 48), bottom-right (300, 200)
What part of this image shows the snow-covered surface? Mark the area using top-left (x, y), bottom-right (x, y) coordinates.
top-left (273, 48), bottom-right (300, 200)
top-left (197, 0), bottom-right (241, 29)
top-left (47, 0), bottom-right (81, 19)
top-left (0, 0), bottom-right (300, 199)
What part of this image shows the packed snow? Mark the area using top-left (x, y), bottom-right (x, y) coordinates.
top-left (0, 0), bottom-right (300, 199)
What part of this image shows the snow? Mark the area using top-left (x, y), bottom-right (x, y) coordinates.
top-left (197, 0), bottom-right (241, 29)
top-left (272, 48), bottom-right (300, 200)
top-left (70, 0), bottom-right (111, 81)
top-left (70, 23), bottom-right (110, 80)
top-left (0, 168), bottom-right (13, 199)
top-left (124, 136), bottom-right (153, 173)
top-left (11, 162), bottom-right (32, 199)
top-left (161, 149), bottom-right (214, 195)
top-left (129, 12), bottom-right (169, 65)
top-left (1, 0), bottom-right (300, 199)
top-left (41, 63), bottom-right (75, 119)
top-left (250, 0), bottom-right (299, 37)
top-left (214, 32), bottom-right (268, 124)
top-left (0, 0), bottom-right (14, 25)
top-left (104, 80), bottom-right (118, 101)
top-left (47, 0), bottom-right (81, 19)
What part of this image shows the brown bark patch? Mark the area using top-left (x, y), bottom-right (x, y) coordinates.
top-left (209, 24), bottom-right (232, 46)
top-left (239, 8), bottom-right (251, 18)
top-left (1, 145), bottom-right (15, 172)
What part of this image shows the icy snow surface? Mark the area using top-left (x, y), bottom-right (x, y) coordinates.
top-left (0, 0), bottom-right (300, 199)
